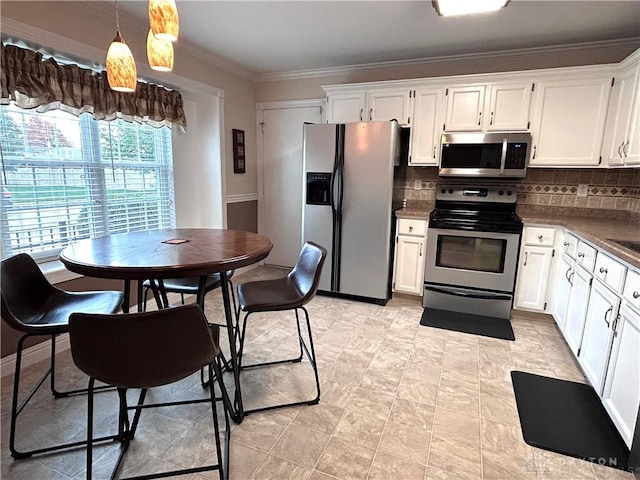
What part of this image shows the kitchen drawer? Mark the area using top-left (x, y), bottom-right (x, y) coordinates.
top-left (523, 226), bottom-right (556, 246)
top-left (594, 253), bottom-right (627, 293)
top-left (562, 232), bottom-right (579, 259)
top-left (397, 218), bottom-right (426, 236)
top-left (623, 269), bottom-right (640, 312)
top-left (575, 241), bottom-right (597, 272)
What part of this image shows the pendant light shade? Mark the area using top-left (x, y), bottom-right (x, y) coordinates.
top-left (106, 32), bottom-right (137, 92)
top-left (149, 0), bottom-right (179, 42)
top-left (147, 29), bottom-right (174, 71)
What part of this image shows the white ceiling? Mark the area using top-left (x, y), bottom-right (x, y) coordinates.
top-left (112, 0), bottom-right (640, 77)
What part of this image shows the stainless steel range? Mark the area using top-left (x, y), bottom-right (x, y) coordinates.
top-left (423, 185), bottom-right (523, 319)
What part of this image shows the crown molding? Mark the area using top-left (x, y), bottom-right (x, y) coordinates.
top-left (256, 37), bottom-right (640, 83)
top-left (70, 1), bottom-right (256, 81)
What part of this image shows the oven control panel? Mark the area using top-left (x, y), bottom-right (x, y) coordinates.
top-left (436, 186), bottom-right (517, 203)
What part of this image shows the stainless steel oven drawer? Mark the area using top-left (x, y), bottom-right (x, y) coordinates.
top-left (423, 284), bottom-right (513, 319)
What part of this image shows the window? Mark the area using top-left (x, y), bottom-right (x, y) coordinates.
top-left (0, 104), bottom-right (176, 261)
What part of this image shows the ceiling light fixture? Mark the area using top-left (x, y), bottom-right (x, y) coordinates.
top-left (106, 0), bottom-right (137, 92)
top-left (432, 0), bottom-right (509, 17)
top-left (149, 0), bottom-right (179, 42)
top-left (147, 29), bottom-right (174, 71)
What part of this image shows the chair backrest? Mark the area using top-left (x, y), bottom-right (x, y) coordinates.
top-left (69, 304), bottom-right (219, 389)
top-left (287, 242), bottom-right (327, 306)
top-left (1, 253), bottom-right (61, 331)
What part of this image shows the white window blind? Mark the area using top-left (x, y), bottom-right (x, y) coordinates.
top-left (0, 104), bottom-right (176, 261)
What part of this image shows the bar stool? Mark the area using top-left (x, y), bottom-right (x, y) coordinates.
top-left (236, 241), bottom-right (326, 415)
top-left (0, 253), bottom-right (124, 459)
top-left (69, 304), bottom-right (230, 480)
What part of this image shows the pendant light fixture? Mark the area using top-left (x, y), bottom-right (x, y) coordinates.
top-left (147, 29), bottom-right (174, 71)
top-left (149, 0), bottom-right (179, 42)
top-left (106, 0), bottom-right (137, 92)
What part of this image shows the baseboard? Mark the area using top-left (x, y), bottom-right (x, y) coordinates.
top-left (1, 334), bottom-right (70, 379)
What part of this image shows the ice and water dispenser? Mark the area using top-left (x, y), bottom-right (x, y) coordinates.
top-left (306, 172), bottom-right (332, 205)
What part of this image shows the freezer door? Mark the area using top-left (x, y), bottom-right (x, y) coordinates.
top-left (302, 123), bottom-right (338, 292)
top-left (339, 121), bottom-right (398, 300)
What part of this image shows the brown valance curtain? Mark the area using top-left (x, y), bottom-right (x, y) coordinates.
top-left (0, 42), bottom-right (186, 130)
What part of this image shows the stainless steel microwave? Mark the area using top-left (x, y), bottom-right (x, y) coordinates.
top-left (439, 132), bottom-right (531, 178)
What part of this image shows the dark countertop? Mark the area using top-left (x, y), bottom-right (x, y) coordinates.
top-left (395, 205), bottom-right (640, 270)
top-left (518, 213), bottom-right (640, 270)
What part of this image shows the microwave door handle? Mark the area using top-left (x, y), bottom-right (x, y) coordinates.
top-left (500, 138), bottom-right (507, 175)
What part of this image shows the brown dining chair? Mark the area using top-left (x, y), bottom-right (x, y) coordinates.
top-left (235, 241), bottom-right (326, 415)
top-left (142, 270), bottom-right (236, 312)
top-left (0, 252), bottom-right (124, 459)
top-left (69, 304), bottom-right (230, 480)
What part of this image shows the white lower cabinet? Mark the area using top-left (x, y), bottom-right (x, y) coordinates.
top-left (552, 253), bottom-right (573, 329)
top-left (515, 245), bottom-right (554, 312)
top-left (562, 264), bottom-right (593, 356)
top-left (602, 303), bottom-right (640, 449)
top-left (392, 218), bottom-right (427, 296)
top-left (578, 279), bottom-right (620, 395)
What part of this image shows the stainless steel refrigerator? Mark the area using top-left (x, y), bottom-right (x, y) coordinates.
top-left (302, 121), bottom-right (400, 304)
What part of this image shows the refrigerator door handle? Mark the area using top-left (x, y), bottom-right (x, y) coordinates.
top-left (330, 164), bottom-right (338, 213)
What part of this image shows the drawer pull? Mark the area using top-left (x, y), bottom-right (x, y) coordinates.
top-left (577, 252), bottom-right (584, 258)
top-left (537, 235), bottom-right (543, 241)
top-left (633, 291), bottom-right (640, 299)
top-left (563, 242), bottom-right (569, 247)
top-left (409, 226), bottom-right (413, 232)
top-left (599, 267), bottom-right (608, 274)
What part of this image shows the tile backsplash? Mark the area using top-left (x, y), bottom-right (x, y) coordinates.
top-left (394, 165), bottom-right (640, 220)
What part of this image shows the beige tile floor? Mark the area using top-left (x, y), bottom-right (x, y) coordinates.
top-left (1, 266), bottom-right (636, 480)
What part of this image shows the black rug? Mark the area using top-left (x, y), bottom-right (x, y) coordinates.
top-left (419, 307), bottom-right (515, 341)
top-left (511, 371), bottom-right (632, 471)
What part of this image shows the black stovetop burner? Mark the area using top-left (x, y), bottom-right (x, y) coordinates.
top-left (429, 186), bottom-right (523, 234)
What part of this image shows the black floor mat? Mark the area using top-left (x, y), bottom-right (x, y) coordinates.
top-left (511, 371), bottom-right (632, 471)
top-left (419, 307), bottom-right (515, 341)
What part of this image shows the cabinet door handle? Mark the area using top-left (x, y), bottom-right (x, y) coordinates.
top-left (613, 314), bottom-right (620, 337)
top-left (633, 291), bottom-right (639, 299)
top-left (359, 108), bottom-right (363, 121)
top-left (599, 267), bottom-right (608, 274)
top-left (369, 108), bottom-right (373, 121)
top-left (565, 267), bottom-right (572, 281)
top-left (604, 306), bottom-right (613, 327)
top-left (433, 145), bottom-right (436, 158)
top-left (489, 112), bottom-right (494, 125)
top-left (532, 145), bottom-right (537, 160)
top-left (618, 142), bottom-right (624, 158)
top-left (477, 111), bottom-right (482, 126)
top-left (523, 251), bottom-right (528, 266)
top-left (622, 141), bottom-right (629, 156)
top-left (419, 242), bottom-right (423, 256)
top-left (568, 271), bottom-right (574, 286)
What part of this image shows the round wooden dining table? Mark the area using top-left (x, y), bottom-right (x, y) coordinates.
top-left (59, 228), bottom-right (273, 422)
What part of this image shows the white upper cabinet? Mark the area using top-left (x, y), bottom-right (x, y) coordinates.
top-left (601, 55), bottom-right (640, 167)
top-left (409, 88), bottom-right (446, 166)
top-left (444, 85), bottom-right (485, 131)
top-left (326, 91), bottom-right (368, 123)
top-left (443, 82), bottom-right (533, 132)
top-left (486, 83), bottom-right (533, 131)
top-left (529, 75), bottom-right (612, 167)
top-left (325, 89), bottom-right (411, 125)
top-left (368, 88), bottom-right (411, 124)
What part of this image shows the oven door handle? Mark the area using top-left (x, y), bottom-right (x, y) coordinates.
top-left (424, 285), bottom-right (512, 301)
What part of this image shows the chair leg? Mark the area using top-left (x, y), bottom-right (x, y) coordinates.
top-left (86, 378), bottom-right (95, 480)
top-left (10, 333), bottom-right (119, 459)
top-left (208, 362), bottom-right (230, 480)
top-left (239, 306), bottom-right (322, 416)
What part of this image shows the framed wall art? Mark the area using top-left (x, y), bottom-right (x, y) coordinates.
top-left (232, 128), bottom-right (246, 174)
